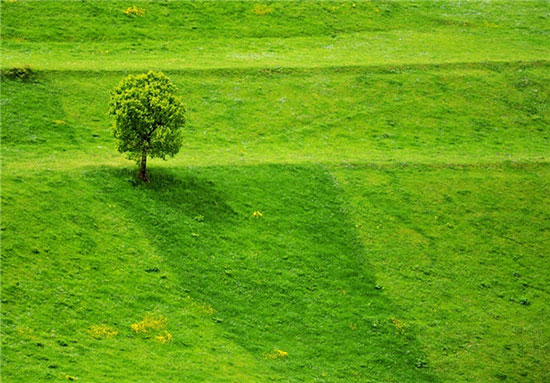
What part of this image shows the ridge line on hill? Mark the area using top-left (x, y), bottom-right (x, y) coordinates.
top-left (2, 158), bottom-right (549, 174)
top-left (5, 59), bottom-right (549, 77)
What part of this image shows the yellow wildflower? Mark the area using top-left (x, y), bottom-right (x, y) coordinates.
top-left (266, 349), bottom-right (288, 359)
top-left (88, 324), bottom-right (118, 339)
top-left (123, 5), bottom-right (145, 16)
top-left (155, 331), bottom-right (173, 343)
top-left (184, 295), bottom-right (215, 315)
top-left (391, 317), bottom-right (405, 334)
top-left (252, 210), bottom-right (263, 218)
top-left (251, 4), bottom-right (273, 16)
top-left (16, 326), bottom-right (35, 340)
top-left (131, 313), bottom-right (167, 333)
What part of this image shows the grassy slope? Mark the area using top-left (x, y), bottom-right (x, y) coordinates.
top-left (2, 165), bottom-right (440, 382)
top-left (3, 65), bottom-right (549, 166)
top-left (1, 1), bottom-right (550, 383)
top-left (334, 163), bottom-right (550, 382)
top-left (2, 0), bottom-right (549, 70)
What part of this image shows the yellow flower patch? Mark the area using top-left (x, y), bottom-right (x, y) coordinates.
top-left (123, 5), bottom-right (145, 16)
top-left (155, 331), bottom-right (173, 344)
top-left (251, 4), bottom-right (273, 16)
top-left (130, 313), bottom-right (167, 333)
top-left (88, 324), bottom-right (118, 339)
top-left (184, 295), bottom-right (215, 315)
top-left (16, 326), bottom-right (36, 340)
top-left (391, 317), bottom-right (406, 334)
top-left (266, 349), bottom-right (288, 359)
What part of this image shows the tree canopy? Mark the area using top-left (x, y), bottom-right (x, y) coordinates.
top-left (109, 71), bottom-right (186, 182)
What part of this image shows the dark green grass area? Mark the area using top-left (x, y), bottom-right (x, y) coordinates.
top-left (334, 163), bottom-right (550, 382)
top-left (1, 165), bottom-right (437, 382)
top-left (2, 62), bottom-right (549, 166)
top-left (0, 77), bottom-right (78, 151)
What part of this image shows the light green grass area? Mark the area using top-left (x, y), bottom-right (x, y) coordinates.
top-left (3, 64), bottom-right (549, 167)
top-left (1, 1), bottom-right (549, 383)
top-left (2, 0), bottom-right (549, 71)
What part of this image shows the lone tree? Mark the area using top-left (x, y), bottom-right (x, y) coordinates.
top-left (109, 71), bottom-right (186, 182)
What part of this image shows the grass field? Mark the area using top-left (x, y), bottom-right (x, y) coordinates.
top-left (1, 1), bottom-right (549, 382)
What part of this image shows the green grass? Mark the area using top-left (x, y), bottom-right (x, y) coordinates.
top-left (2, 165), bottom-right (441, 382)
top-left (334, 163), bottom-right (550, 382)
top-left (1, 1), bottom-right (549, 382)
top-left (2, 1), bottom-right (549, 71)
top-left (3, 63), bottom-right (549, 166)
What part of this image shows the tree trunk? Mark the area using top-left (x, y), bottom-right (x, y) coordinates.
top-left (139, 150), bottom-right (149, 182)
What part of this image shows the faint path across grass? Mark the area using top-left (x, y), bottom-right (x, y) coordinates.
top-left (3, 30), bottom-right (549, 71)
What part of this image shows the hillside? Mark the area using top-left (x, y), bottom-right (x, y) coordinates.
top-left (1, 1), bottom-right (549, 382)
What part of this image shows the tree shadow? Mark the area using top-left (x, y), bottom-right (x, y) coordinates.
top-left (1, 77), bottom-right (78, 149)
top-left (95, 163), bottom-right (439, 383)
top-left (103, 166), bottom-right (237, 225)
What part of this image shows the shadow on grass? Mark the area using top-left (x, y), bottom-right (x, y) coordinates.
top-left (1, 77), bottom-right (78, 148)
top-left (89, 164), bottom-right (439, 383)
top-left (131, 167), bottom-right (237, 223)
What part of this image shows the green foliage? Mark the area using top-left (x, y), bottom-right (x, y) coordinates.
top-left (109, 71), bottom-right (185, 179)
top-left (1, 65), bottom-right (34, 81)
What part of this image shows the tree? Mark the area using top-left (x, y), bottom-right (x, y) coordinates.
top-left (109, 71), bottom-right (186, 182)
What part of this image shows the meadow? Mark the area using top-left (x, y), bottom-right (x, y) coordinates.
top-left (1, 1), bottom-right (549, 382)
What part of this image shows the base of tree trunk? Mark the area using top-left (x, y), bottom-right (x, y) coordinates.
top-left (139, 152), bottom-right (149, 183)
top-left (138, 170), bottom-right (150, 183)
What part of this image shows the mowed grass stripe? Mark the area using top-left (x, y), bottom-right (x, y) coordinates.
top-left (3, 1), bottom-right (548, 71)
top-left (4, 29), bottom-right (549, 71)
top-left (3, 62), bottom-right (549, 168)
